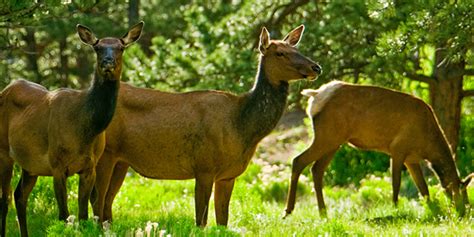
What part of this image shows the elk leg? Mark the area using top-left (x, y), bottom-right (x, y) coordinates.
top-left (405, 162), bottom-right (429, 199)
top-left (53, 172), bottom-right (69, 221)
top-left (194, 174), bottom-right (214, 227)
top-left (78, 164), bottom-right (96, 220)
top-left (103, 161), bottom-right (129, 221)
top-left (285, 149), bottom-right (313, 216)
top-left (391, 157), bottom-right (404, 205)
top-left (0, 159), bottom-right (13, 237)
top-left (14, 170), bottom-right (38, 237)
top-left (214, 178), bottom-right (235, 226)
top-left (311, 151), bottom-right (336, 218)
top-left (92, 153), bottom-right (117, 222)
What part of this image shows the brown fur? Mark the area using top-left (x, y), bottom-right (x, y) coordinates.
top-left (92, 25), bottom-right (321, 227)
top-left (0, 22), bottom-right (143, 237)
top-left (285, 81), bottom-right (472, 218)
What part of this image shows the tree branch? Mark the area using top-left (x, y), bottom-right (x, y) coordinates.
top-left (252, 0), bottom-right (312, 49)
top-left (464, 68), bottom-right (474, 76)
top-left (462, 89), bottom-right (474, 98)
top-left (406, 73), bottom-right (432, 84)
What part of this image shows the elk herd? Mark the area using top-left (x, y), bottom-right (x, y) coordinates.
top-left (0, 22), bottom-right (471, 236)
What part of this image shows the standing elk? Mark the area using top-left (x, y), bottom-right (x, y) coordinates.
top-left (285, 81), bottom-right (473, 218)
top-left (0, 22), bottom-right (143, 236)
top-left (91, 25), bottom-right (321, 227)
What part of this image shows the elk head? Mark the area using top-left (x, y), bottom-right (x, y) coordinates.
top-left (259, 25), bottom-right (322, 86)
top-left (447, 173), bottom-right (473, 216)
top-left (77, 21), bottom-right (144, 81)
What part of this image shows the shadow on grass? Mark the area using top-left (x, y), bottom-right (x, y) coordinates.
top-left (365, 212), bottom-right (412, 225)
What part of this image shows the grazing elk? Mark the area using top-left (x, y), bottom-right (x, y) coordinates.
top-left (285, 81), bottom-right (473, 218)
top-left (91, 25), bottom-right (321, 227)
top-left (0, 22), bottom-right (143, 236)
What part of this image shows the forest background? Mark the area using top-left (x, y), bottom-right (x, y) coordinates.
top-left (1, 0), bottom-right (473, 236)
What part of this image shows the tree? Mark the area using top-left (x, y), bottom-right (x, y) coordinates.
top-left (375, 1), bottom-right (474, 153)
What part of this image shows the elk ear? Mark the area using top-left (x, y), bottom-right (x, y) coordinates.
top-left (259, 27), bottom-right (270, 54)
top-left (122, 21), bottom-right (144, 47)
top-left (77, 24), bottom-right (98, 46)
top-left (301, 89), bottom-right (318, 97)
top-left (283, 25), bottom-right (305, 47)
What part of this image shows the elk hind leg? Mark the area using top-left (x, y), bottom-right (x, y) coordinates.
top-left (92, 153), bottom-right (117, 221)
top-left (14, 170), bottom-right (38, 237)
top-left (311, 151), bottom-right (336, 218)
top-left (103, 161), bottom-right (129, 221)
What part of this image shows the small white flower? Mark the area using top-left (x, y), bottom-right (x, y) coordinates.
top-left (145, 222), bottom-right (153, 237)
top-left (136, 227), bottom-right (144, 237)
top-left (102, 220), bottom-right (111, 231)
top-left (66, 215), bottom-right (76, 225)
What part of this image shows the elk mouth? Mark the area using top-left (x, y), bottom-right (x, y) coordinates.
top-left (100, 64), bottom-right (116, 75)
top-left (304, 74), bottom-right (318, 80)
top-left (299, 67), bottom-right (320, 80)
top-left (301, 71), bottom-right (319, 80)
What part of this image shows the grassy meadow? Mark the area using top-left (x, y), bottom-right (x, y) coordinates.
top-left (3, 116), bottom-right (474, 236)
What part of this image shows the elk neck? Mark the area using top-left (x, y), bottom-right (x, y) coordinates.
top-left (429, 148), bottom-right (461, 189)
top-left (82, 70), bottom-right (120, 139)
top-left (237, 56), bottom-right (289, 147)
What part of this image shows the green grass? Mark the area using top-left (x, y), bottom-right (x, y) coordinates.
top-left (3, 164), bottom-right (474, 237)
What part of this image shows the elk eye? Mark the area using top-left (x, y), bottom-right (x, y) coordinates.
top-left (276, 52), bottom-right (284, 57)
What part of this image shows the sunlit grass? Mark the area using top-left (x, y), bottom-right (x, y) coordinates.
top-left (3, 163), bottom-right (474, 236)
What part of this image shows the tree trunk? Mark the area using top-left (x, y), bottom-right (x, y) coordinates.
top-left (24, 27), bottom-right (41, 83)
top-left (59, 37), bottom-right (69, 87)
top-left (429, 52), bottom-right (465, 157)
top-left (128, 0), bottom-right (139, 28)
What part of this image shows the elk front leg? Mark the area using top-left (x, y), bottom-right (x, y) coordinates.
top-left (285, 149), bottom-right (314, 217)
top-left (78, 164), bottom-right (96, 220)
top-left (214, 178), bottom-right (235, 226)
top-left (311, 152), bottom-right (335, 218)
top-left (0, 159), bottom-right (13, 237)
top-left (103, 161), bottom-right (129, 221)
top-left (14, 170), bottom-right (38, 237)
top-left (405, 162), bottom-right (429, 199)
top-left (194, 174), bottom-right (214, 227)
top-left (391, 157), bottom-right (405, 205)
top-left (53, 172), bottom-right (69, 221)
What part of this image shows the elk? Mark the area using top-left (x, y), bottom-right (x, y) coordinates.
top-left (0, 22), bottom-right (143, 236)
top-left (91, 25), bottom-right (321, 227)
top-left (285, 81), bottom-right (473, 218)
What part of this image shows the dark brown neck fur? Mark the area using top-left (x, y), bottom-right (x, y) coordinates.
top-left (237, 57), bottom-right (289, 148)
top-left (81, 71), bottom-right (120, 140)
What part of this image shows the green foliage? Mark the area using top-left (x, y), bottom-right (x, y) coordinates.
top-left (326, 146), bottom-right (390, 186)
top-left (458, 115), bottom-right (474, 177)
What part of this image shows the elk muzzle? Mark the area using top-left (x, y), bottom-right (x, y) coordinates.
top-left (299, 62), bottom-right (322, 80)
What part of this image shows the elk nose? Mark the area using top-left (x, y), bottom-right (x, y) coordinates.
top-left (312, 64), bottom-right (322, 74)
top-left (101, 58), bottom-right (115, 69)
